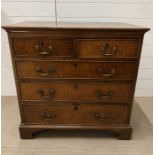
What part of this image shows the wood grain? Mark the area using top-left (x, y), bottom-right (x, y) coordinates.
top-left (19, 81), bottom-right (133, 102)
top-left (2, 21), bottom-right (149, 139)
top-left (22, 103), bottom-right (129, 125)
top-left (15, 61), bottom-right (137, 80)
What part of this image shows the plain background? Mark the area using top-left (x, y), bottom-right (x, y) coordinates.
top-left (1, 0), bottom-right (153, 97)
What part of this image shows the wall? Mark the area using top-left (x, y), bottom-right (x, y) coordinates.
top-left (1, 0), bottom-right (153, 96)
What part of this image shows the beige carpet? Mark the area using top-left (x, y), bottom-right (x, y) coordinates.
top-left (2, 97), bottom-right (152, 155)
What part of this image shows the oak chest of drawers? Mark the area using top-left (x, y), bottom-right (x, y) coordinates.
top-left (3, 21), bottom-right (149, 139)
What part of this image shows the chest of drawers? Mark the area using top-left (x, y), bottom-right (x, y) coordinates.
top-left (3, 21), bottom-right (149, 140)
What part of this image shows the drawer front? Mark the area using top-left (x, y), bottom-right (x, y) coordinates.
top-left (78, 39), bottom-right (140, 58)
top-left (16, 61), bottom-right (137, 80)
top-left (22, 104), bottom-right (128, 125)
top-left (20, 81), bottom-right (133, 102)
top-left (12, 38), bottom-right (74, 57)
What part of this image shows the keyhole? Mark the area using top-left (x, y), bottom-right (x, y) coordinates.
top-left (74, 106), bottom-right (78, 111)
top-left (40, 42), bottom-right (44, 47)
top-left (74, 84), bottom-right (78, 89)
top-left (103, 43), bottom-right (109, 48)
top-left (73, 63), bottom-right (78, 68)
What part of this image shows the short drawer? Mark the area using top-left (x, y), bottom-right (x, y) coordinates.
top-left (16, 61), bottom-right (137, 80)
top-left (12, 38), bottom-right (74, 57)
top-left (22, 103), bottom-right (128, 125)
top-left (19, 81), bottom-right (133, 102)
top-left (78, 39), bottom-right (140, 58)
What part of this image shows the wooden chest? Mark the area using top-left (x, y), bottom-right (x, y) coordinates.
top-left (3, 21), bottom-right (149, 139)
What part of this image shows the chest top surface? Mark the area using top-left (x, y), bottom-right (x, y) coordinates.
top-left (2, 21), bottom-right (149, 32)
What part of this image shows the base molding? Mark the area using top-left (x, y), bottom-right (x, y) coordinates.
top-left (19, 124), bottom-right (132, 140)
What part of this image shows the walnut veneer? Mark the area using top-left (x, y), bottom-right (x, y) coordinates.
top-left (2, 21), bottom-right (149, 139)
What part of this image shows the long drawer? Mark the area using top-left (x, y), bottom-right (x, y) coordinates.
top-left (19, 81), bottom-right (133, 102)
top-left (22, 103), bottom-right (128, 125)
top-left (78, 39), bottom-right (140, 58)
top-left (16, 61), bottom-right (137, 80)
top-left (12, 38), bottom-right (74, 57)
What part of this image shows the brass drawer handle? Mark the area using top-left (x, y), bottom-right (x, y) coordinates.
top-left (97, 68), bottom-right (116, 77)
top-left (37, 89), bottom-right (55, 99)
top-left (39, 45), bottom-right (52, 55)
top-left (39, 73), bottom-right (49, 76)
top-left (35, 44), bottom-right (53, 55)
top-left (39, 51), bottom-right (50, 55)
top-left (101, 43), bottom-right (118, 56)
top-left (103, 69), bottom-right (116, 77)
top-left (36, 66), bottom-right (55, 76)
top-left (40, 112), bottom-right (57, 120)
top-left (103, 73), bottom-right (114, 77)
top-left (95, 113), bottom-right (111, 121)
top-left (34, 44), bottom-right (39, 51)
top-left (103, 53), bottom-right (113, 56)
top-left (96, 90), bottom-right (113, 99)
top-left (112, 46), bottom-right (118, 52)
